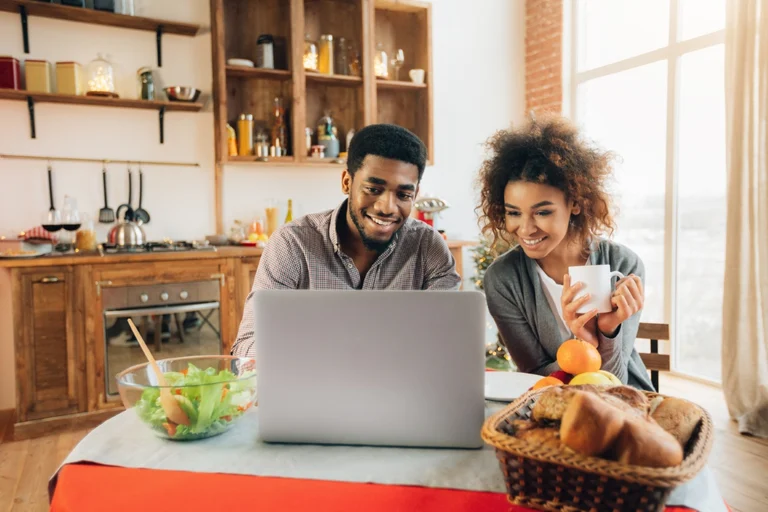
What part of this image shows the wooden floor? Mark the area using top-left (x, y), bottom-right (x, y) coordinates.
top-left (1, 374), bottom-right (767, 512)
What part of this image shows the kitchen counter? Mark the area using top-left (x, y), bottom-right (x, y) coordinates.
top-left (0, 240), bottom-right (476, 268)
top-left (0, 245), bottom-right (265, 268)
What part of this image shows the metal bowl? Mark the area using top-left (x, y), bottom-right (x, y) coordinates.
top-left (164, 86), bottom-right (201, 102)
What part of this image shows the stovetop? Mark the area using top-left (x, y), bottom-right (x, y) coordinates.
top-left (101, 240), bottom-right (217, 255)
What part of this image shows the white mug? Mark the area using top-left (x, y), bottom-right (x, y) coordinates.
top-left (409, 69), bottom-right (425, 84)
top-left (568, 264), bottom-right (624, 314)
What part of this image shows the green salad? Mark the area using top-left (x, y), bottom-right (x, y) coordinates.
top-left (134, 363), bottom-right (256, 440)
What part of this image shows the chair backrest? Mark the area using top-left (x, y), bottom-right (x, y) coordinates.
top-left (636, 322), bottom-right (671, 392)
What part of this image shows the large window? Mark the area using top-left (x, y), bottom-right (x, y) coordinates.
top-left (569, 0), bottom-right (726, 382)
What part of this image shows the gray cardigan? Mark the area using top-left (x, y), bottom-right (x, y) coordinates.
top-left (483, 239), bottom-right (654, 391)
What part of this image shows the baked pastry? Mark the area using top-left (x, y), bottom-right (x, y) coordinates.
top-left (517, 426), bottom-right (563, 450)
top-left (602, 386), bottom-right (650, 416)
top-left (559, 391), bottom-right (626, 456)
top-left (650, 397), bottom-right (704, 448)
top-left (613, 416), bottom-right (684, 468)
top-left (532, 385), bottom-right (602, 421)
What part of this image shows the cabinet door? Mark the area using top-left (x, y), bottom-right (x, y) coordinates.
top-left (15, 267), bottom-right (84, 422)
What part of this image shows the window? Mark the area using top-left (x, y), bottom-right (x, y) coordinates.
top-left (569, 0), bottom-right (726, 382)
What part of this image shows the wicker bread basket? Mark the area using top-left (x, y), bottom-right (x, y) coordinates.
top-left (481, 388), bottom-right (714, 512)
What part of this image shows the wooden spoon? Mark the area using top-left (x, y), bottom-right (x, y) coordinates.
top-left (127, 318), bottom-right (190, 426)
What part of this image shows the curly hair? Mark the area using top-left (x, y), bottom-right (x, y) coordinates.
top-left (476, 114), bottom-right (617, 254)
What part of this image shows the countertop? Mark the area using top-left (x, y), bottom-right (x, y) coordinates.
top-left (0, 240), bottom-right (477, 269)
top-left (0, 245), bottom-right (265, 268)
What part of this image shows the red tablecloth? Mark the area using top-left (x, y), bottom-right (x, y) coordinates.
top-left (50, 463), bottom-right (706, 512)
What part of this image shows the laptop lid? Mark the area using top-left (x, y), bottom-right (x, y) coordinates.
top-left (254, 289), bottom-right (486, 449)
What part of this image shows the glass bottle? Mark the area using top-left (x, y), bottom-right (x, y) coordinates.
top-left (348, 42), bottom-right (361, 77)
top-left (318, 34), bottom-right (334, 75)
top-left (285, 199), bottom-right (293, 224)
top-left (317, 111), bottom-right (339, 158)
top-left (270, 97), bottom-right (288, 156)
top-left (303, 34), bottom-right (318, 72)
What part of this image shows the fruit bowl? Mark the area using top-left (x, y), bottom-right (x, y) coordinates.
top-left (116, 355), bottom-right (257, 441)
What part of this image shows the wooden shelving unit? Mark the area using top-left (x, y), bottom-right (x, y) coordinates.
top-left (0, 89), bottom-right (202, 111)
top-left (0, 0), bottom-right (200, 64)
top-left (209, 0), bottom-right (432, 233)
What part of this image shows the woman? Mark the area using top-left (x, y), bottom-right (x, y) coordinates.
top-left (477, 115), bottom-right (654, 391)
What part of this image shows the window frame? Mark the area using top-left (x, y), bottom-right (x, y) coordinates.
top-left (564, 0), bottom-right (725, 384)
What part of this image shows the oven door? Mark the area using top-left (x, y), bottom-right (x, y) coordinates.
top-left (103, 300), bottom-right (222, 397)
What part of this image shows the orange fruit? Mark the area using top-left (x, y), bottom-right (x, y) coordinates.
top-left (532, 376), bottom-right (564, 390)
top-left (556, 339), bottom-right (602, 375)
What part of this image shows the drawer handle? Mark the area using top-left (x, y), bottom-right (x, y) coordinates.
top-left (39, 276), bottom-right (59, 283)
top-left (95, 280), bottom-right (113, 297)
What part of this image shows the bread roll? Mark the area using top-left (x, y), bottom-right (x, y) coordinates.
top-left (602, 386), bottom-right (650, 416)
top-left (517, 427), bottom-right (563, 450)
top-left (650, 397), bottom-right (703, 448)
top-left (614, 416), bottom-right (684, 468)
top-left (532, 385), bottom-right (603, 421)
top-left (559, 391), bottom-right (626, 456)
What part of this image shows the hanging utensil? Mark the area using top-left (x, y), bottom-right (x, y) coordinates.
top-left (134, 165), bottom-right (150, 224)
top-left (116, 165), bottom-right (133, 222)
top-left (126, 319), bottom-right (190, 427)
top-left (99, 166), bottom-right (115, 224)
top-left (47, 164), bottom-right (55, 215)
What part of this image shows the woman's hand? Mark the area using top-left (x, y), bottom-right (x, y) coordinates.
top-left (562, 274), bottom-right (600, 347)
top-left (597, 274), bottom-right (644, 337)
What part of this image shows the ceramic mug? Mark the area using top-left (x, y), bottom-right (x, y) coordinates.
top-left (568, 264), bottom-right (624, 314)
top-left (409, 69), bottom-right (425, 84)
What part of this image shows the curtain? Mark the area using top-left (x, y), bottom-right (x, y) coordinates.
top-left (722, 0), bottom-right (768, 438)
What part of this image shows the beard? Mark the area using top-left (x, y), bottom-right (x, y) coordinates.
top-left (348, 201), bottom-right (402, 253)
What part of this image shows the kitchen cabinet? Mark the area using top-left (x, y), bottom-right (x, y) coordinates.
top-left (85, 259), bottom-right (236, 411)
top-left (234, 256), bottom-right (261, 331)
top-left (13, 266), bottom-right (86, 423)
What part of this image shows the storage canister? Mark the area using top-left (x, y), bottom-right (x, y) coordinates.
top-left (56, 62), bottom-right (84, 95)
top-left (0, 57), bottom-right (21, 90)
top-left (25, 60), bottom-right (53, 93)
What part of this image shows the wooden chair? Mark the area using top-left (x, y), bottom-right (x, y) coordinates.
top-left (636, 322), bottom-right (671, 392)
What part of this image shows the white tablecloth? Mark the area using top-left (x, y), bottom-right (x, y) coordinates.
top-left (49, 404), bottom-right (727, 512)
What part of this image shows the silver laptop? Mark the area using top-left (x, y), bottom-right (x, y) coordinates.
top-left (253, 289), bottom-right (486, 449)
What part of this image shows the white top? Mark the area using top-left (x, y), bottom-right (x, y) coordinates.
top-left (534, 262), bottom-right (571, 342)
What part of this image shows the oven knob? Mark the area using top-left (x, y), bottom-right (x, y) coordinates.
top-left (160, 292), bottom-right (169, 301)
top-left (180, 290), bottom-right (189, 300)
top-left (140, 293), bottom-right (149, 303)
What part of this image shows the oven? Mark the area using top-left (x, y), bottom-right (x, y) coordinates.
top-left (102, 279), bottom-right (222, 397)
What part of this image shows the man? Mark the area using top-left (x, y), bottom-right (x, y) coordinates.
top-left (232, 124), bottom-right (461, 357)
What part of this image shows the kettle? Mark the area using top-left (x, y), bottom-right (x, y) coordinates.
top-left (108, 205), bottom-right (146, 247)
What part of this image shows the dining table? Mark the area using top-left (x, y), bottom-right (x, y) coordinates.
top-left (49, 373), bottom-right (730, 512)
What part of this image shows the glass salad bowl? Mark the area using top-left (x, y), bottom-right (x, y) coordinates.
top-left (116, 355), bottom-right (257, 441)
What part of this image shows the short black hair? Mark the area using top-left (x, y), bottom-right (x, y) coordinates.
top-left (347, 124), bottom-right (427, 180)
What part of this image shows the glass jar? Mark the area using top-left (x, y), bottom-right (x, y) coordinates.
top-left (374, 43), bottom-right (388, 78)
top-left (237, 113), bottom-right (254, 156)
top-left (256, 34), bottom-right (275, 69)
top-left (75, 214), bottom-right (97, 252)
top-left (347, 42), bottom-right (361, 77)
top-left (137, 66), bottom-right (154, 100)
top-left (303, 35), bottom-right (318, 72)
top-left (271, 97), bottom-right (288, 156)
top-left (318, 34), bottom-right (334, 75)
top-left (334, 37), bottom-right (348, 76)
top-left (86, 54), bottom-right (117, 97)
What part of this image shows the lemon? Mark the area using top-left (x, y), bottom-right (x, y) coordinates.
top-left (597, 370), bottom-right (622, 385)
top-left (569, 371), bottom-right (613, 386)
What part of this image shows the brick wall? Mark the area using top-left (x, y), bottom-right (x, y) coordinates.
top-left (525, 0), bottom-right (563, 115)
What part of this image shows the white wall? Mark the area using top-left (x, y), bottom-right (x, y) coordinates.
top-left (0, 0), bottom-right (524, 410)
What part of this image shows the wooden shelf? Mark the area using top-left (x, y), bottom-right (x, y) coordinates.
top-left (306, 72), bottom-right (363, 87)
top-left (226, 155), bottom-right (296, 165)
top-left (299, 157), bottom-right (347, 167)
top-left (0, 0), bottom-right (200, 35)
top-left (0, 89), bottom-right (203, 111)
top-left (376, 78), bottom-right (427, 90)
top-left (226, 65), bottom-right (292, 81)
